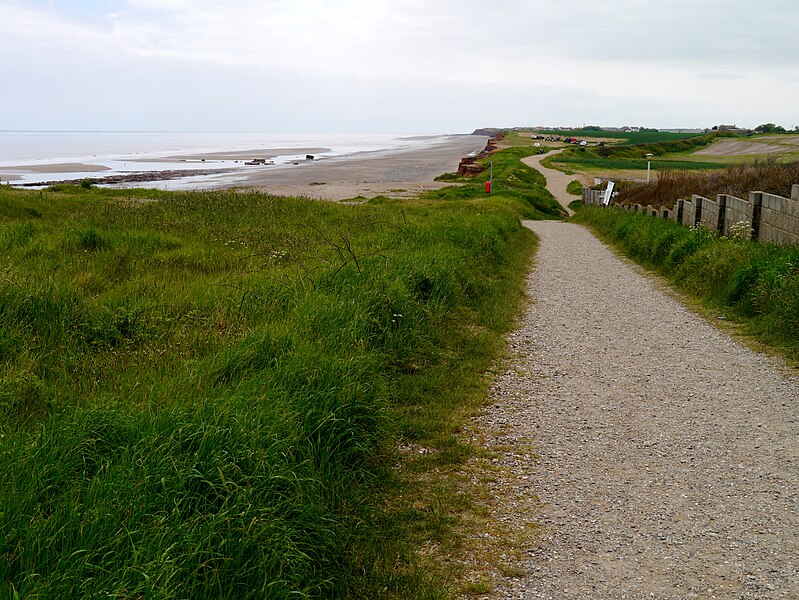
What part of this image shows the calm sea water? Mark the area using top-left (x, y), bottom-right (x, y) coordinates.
top-left (0, 131), bottom-right (446, 187)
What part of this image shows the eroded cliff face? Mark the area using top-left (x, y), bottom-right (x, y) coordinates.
top-left (456, 135), bottom-right (500, 177)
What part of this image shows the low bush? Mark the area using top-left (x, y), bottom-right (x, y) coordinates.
top-left (614, 160), bottom-right (799, 209)
top-left (566, 181), bottom-right (583, 195)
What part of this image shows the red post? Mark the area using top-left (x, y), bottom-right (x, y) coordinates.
top-left (485, 181), bottom-right (491, 194)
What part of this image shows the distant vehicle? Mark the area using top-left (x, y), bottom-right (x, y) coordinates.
top-left (579, 141), bottom-right (587, 146)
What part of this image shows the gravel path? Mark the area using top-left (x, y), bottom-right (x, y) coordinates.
top-left (521, 152), bottom-right (588, 216)
top-left (474, 221), bottom-right (799, 599)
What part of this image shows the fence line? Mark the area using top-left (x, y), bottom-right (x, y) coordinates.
top-left (583, 184), bottom-right (799, 246)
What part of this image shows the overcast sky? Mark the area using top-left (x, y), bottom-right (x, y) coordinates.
top-left (2, 0), bottom-right (797, 133)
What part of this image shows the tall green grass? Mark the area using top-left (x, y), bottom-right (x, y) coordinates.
top-left (0, 183), bottom-right (546, 598)
top-left (572, 205), bottom-right (799, 360)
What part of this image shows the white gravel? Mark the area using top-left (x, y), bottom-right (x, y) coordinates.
top-left (473, 221), bottom-right (799, 599)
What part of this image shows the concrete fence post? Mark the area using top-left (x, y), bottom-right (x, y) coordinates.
top-left (693, 195), bottom-right (703, 227)
top-left (750, 191), bottom-right (763, 242)
top-left (717, 194), bottom-right (727, 234)
top-left (792, 184), bottom-right (799, 201)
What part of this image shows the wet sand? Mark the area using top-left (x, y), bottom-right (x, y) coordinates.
top-left (1, 162), bottom-right (111, 174)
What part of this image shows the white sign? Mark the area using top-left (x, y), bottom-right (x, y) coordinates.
top-left (603, 181), bottom-right (615, 206)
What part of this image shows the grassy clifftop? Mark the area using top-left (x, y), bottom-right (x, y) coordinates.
top-left (0, 159), bottom-right (559, 599)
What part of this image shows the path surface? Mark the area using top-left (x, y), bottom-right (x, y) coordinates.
top-left (521, 152), bottom-right (589, 216)
top-left (473, 221), bottom-right (799, 598)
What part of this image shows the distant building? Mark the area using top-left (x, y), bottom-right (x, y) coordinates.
top-left (659, 128), bottom-right (706, 134)
top-left (714, 124), bottom-right (751, 133)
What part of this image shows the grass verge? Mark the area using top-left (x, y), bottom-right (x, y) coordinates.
top-left (0, 168), bottom-right (559, 598)
top-left (566, 181), bottom-right (584, 196)
top-left (572, 205), bottom-right (799, 363)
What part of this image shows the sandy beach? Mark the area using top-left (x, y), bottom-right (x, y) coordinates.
top-left (0, 162), bottom-right (111, 185)
top-left (234, 134), bottom-right (488, 200)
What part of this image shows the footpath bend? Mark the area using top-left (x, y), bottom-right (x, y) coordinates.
top-left (472, 220), bottom-right (799, 598)
top-left (521, 152), bottom-right (588, 216)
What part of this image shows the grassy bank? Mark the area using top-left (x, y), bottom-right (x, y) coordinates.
top-left (0, 161), bottom-right (560, 599)
top-left (433, 146), bottom-right (566, 219)
top-left (572, 205), bottom-right (799, 361)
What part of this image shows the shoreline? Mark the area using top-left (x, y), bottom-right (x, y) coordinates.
top-left (6, 134), bottom-right (488, 199)
top-left (156, 147), bottom-right (332, 161)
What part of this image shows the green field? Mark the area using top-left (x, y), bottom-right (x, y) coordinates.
top-left (547, 155), bottom-right (725, 171)
top-left (536, 129), bottom-right (704, 144)
top-left (537, 131), bottom-right (735, 178)
top-left (0, 149), bottom-right (562, 599)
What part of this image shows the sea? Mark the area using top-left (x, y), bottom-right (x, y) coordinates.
top-left (0, 131), bottom-right (449, 189)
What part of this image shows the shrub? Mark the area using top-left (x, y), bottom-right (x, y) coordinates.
top-left (615, 160), bottom-right (799, 209)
